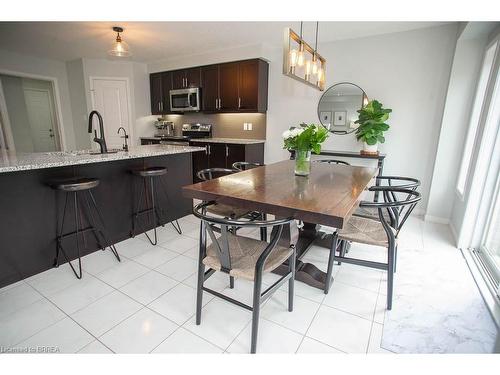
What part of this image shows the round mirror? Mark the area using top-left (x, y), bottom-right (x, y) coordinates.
top-left (317, 82), bottom-right (368, 134)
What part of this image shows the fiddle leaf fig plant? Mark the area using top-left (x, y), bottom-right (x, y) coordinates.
top-left (354, 100), bottom-right (392, 145)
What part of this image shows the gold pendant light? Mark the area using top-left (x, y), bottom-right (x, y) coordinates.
top-left (283, 22), bottom-right (326, 91)
top-left (108, 26), bottom-right (131, 57)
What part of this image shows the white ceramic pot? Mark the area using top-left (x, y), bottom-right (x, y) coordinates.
top-left (363, 142), bottom-right (378, 153)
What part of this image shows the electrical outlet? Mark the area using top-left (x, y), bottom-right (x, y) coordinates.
top-left (248, 123), bottom-right (253, 131)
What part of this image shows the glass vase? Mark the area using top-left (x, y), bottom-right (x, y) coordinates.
top-left (294, 150), bottom-right (311, 176)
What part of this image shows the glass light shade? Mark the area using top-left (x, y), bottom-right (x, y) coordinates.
top-left (109, 35), bottom-right (131, 57)
top-left (289, 48), bottom-right (298, 68)
top-left (297, 43), bottom-right (305, 66)
top-left (311, 58), bottom-right (318, 75)
top-left (316, 66), bottom-right (324, 83)
top-left (305, 60), bottom-right (312, 80)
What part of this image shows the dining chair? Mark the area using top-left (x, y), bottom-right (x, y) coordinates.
top-left (355, 176), bottom-right (421, 226)
top-left (232, 161), bottom-right (264, 171)
top-left (325, 186), bottom-right (421, 310)
top-left (196, 168), bottom-right (254, 220)
top-left (193, 202), bottom-right (296, 353)
top-left (314, 159), bottom-right (350, 165)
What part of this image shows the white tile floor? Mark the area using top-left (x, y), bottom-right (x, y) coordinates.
top-left (0, 214), bottom-right (497, 353)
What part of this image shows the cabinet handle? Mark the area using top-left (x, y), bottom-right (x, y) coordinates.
top-left (160, 102), bottom-right (163, 112)
top-left (238, 97), bottom-right (241, 109)
top-left (158, 102), bottom-right (161, 112)
top-left (208, 144), bottom-right (211, 155)
top-left (226, 145), bottom-right (229, 157)
top-left (205, 145), bottom-right (208, 155)
top-left (219, 98), bottom-right (222, 109)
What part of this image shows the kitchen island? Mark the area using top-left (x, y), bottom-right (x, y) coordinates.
top-left (0, 144), bottom-right (204, 288)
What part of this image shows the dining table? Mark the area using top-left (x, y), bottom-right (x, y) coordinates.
top-left (182, 159), bottom-right (377, 290)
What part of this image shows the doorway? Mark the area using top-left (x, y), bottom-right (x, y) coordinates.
top-left (0, 74), bottom-right (62, 152)
top-left (89, 77), bottom-right (133, 150)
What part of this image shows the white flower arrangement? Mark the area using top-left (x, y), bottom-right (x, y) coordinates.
top-left (282, 127), bottom-right (304, 140)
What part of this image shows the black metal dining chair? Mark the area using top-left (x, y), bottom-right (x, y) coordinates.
top-left (314, 159), bottom-right (350, 165)
top-left (325, 186), bottom-right (421, 310)
top-left (232, 161), bottom-right (264, 171)
top-left (193, 201), bottom-right (296, 353)
top-left (355, 176), bottom-right (421, 225)
top-left (196, 168), bottom-right (256, 220)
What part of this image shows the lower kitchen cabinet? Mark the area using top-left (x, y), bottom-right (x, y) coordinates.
top-left (190, 142), bottom-right (264, 183)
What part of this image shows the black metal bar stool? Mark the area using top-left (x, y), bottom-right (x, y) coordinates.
top-left (131, 166), bottom-right (182, 245)
top-left (50, 177), bottom-right (121, 279)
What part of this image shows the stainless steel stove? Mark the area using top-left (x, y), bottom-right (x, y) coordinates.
top-left (154, 123), bottom-right (212, 146)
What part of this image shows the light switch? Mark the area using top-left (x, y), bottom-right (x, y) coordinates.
top-left (248, 123), bottom-right (253, 131)
top-left (243, 123), bottom-right (248, 130)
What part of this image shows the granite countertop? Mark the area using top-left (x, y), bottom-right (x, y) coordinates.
top-left (189, 138), bottom-right (265, 145)
top-left (0, 144), bottom-right (205, 174)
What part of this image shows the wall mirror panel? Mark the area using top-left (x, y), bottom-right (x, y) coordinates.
top-left (317, 82), bottom-right (368, 134)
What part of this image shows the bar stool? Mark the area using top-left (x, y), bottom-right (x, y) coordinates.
top-left (131, 166), bottom-right (182, 245)
top-left (50, 177), bottom-right (121, 279)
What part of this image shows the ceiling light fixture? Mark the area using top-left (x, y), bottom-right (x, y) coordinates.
top-left (108, 26), bottom-right (131, 57)
top-left (283, 22), bottom-right (326, 91)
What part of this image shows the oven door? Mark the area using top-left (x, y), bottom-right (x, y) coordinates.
top-left (170, 88), bottom-right (200, 112)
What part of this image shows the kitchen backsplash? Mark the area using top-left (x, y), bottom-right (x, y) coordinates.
top-left (160, 113), bottom-right (266, 139)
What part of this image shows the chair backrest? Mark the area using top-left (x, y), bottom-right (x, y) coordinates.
top-left (314, 159), bottom-right (350, 165)
top-left (197, 168), bottom-right (235, 181)
top-left (193, 202), bottom-right (294, 273)
top-left (375, 176), bottom-right (421, 213)
top-left (232, 161), bottom-right (264, 171)
top-left (361, 186), bottom-right (421, 238)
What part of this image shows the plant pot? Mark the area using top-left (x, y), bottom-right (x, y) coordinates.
top-left (363, 142), bottom-right (378, 154)
top-left (295, 150), bottom-right (311, 177)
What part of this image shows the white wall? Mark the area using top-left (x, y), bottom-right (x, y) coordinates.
top-left (426, 36), bottom-right (486, 225)
top-left (149, 24), bottom-right (459, 212)
top-left (81, 58), bottom-right (151, 146)
top-left (0, 49), bottom-right (77, 150)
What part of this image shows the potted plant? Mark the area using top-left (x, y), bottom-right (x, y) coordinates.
top-left (354, 100), bottom-right (392, 154)
top-left (283, 124), bottom-right (329, 176)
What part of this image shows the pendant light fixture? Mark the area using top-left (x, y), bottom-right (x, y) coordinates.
top-left (283, 22), bottom-right (326, 91)
top-left (108, 26), bottom-right (131, 57)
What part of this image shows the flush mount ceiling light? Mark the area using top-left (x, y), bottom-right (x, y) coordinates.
top-left (108, 26), bottom-right (131, 57)
top-left (283, 22), bottom-right (326, 91)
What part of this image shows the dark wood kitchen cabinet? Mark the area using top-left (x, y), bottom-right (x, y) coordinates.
top-left (201, 65), bottom-right (219, 112)
top-left (189, 142), bottom-right (264, 183)
top-left (172, 67), bottom-right (201, 89)
top-left (150, 73), bottom-right (162, 115)
top-left (219, 62), bottom-right (240, 111)
top-left (150, 58), bottom-right (268, 115)
top-left (150, 71), bottom-right (172, 115)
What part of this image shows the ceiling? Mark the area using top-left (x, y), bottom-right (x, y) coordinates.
top-left (0, 22), bottom-right (448, 64)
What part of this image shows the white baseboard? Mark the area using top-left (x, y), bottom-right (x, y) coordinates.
top-left (449, 221), bottom-right (458, 244)
top-left (424, 214), bottom-right (450, 224)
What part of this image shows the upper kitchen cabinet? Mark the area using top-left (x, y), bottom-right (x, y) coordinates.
top-left (150, 58), bottom-right (269, 114)
top-left (201, 65), bottom-right (219, 112)
top-left (238, 59), bottom-right (268, 112)
top-left (150, 73), bottom-right (163, 115)
top-left (172, 67), bottom-right (201, 89)
top-left (219, 62), bottom-right (240, 111)
top-left (150, 71), bottom-right (172, 115)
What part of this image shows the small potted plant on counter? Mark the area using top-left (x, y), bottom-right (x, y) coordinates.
top-left (354, 99), bottom-right (392, 154)
top-left (283, 123), bottom-right (329, 176)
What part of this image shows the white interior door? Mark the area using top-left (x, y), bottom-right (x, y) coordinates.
top-left (24, 88), bottom-right (58, 152)
top-left (90, 78), bottom-right (131, 150)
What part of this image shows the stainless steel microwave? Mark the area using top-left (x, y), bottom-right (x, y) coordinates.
top-left (169, 88), bottom-right (201, 112)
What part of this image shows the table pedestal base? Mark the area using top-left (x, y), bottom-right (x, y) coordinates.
top-left (273, 222), bottom-right (341, 291)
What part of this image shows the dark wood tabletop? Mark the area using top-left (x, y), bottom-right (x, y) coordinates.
top-left (182, 160), bottom-right (377, 228)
